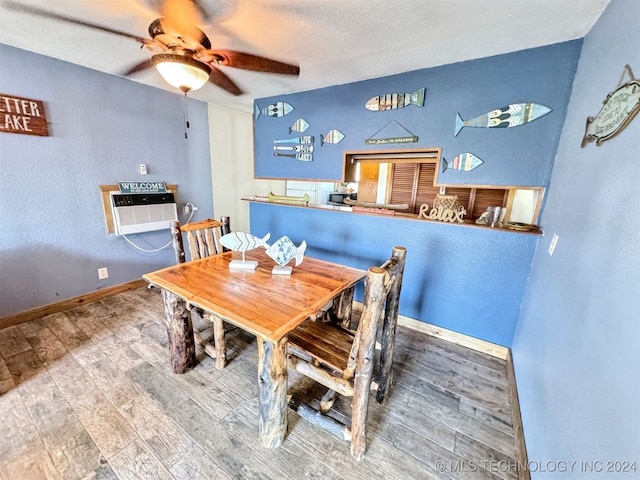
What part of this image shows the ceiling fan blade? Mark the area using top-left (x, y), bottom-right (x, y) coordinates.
top-left (208, 66), bottom-right (244, 96)
top-left (206, 50), bottom-right (300, 76)
top-left (4, 1), bottom-right (149, 43)
top-left (121, 59), bottom-right (155, 76)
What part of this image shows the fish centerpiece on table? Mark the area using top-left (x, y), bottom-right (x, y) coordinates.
top-left (220, 232), bottom-right (270, 271)
top-left (220, 232), bottom-right (270, 252)
top-left (365, 88), bottom-right (426, 111)
top-left (454, 103), bottom-right (552, 136)
top-left (266, 236), bottom-right (307, 267)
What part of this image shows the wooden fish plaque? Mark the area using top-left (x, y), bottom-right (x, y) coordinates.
top-left (582, 65), bottom-right (640, 147)
top-left (0, 93), bottom-right (49, 136)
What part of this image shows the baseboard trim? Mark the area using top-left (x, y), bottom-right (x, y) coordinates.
top-left (0, 279), bottom-right (147, 330)
top-left (353, 301), bottom-right (509, 360)
top-left (506, 350), bottom-right (530, 480)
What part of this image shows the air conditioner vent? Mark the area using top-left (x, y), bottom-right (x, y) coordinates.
top-left (110, 192), bottom-right (178, 235)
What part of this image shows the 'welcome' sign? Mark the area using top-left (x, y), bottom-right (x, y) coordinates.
top-left (0, 93), bottom-right (49, 136)
top-left (118, 181), bottom-right (167, 194)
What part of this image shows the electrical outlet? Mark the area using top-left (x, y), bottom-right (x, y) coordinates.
top-left (98, 267), bottom-right (109, 280)
top-left (139, 164), bottom-right (148, 175)
top-left (548, 233), bottom-right (559, 256)
top-left (183, 204), bottom-right (190, 215)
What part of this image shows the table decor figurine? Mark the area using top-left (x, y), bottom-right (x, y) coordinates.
top-left (220, 232), bottom-right (271, 271)
top-left (265, 236), bottom-right (307, 275)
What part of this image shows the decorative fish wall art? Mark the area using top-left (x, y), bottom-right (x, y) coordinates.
top-left (365, 88), bottom-right (426, 111)
top-left (254, 101), bottom-right (294, 120)
top-left (273, 136), bottom-right (315, 161)
top-left (266, 236), bottom-right (307, 267)
top-left (289, 118), bottom-right (310, 133)
top-left (441, 153), bottom-right (484, 172)
top-left (454, 103), bottom-right (552, 136)
top-left (320, 129), bottom-right (344, 145)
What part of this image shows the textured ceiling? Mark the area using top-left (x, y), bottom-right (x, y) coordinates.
top-left (0, 0), bottom-right (610, 110)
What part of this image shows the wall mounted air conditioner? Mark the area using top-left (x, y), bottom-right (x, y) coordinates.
top-left (110, 191), bottom-right (178, 235)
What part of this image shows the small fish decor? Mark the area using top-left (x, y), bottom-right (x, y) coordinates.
top-left (418, 195), bottom-right (467, 223)
top-left (365, 88), bottom-right (426, 111)
top-left (254, 101), bottom-right (294, 120)
top-left (582, 64), bottom-right (640, 147)
top-left (273, 135), bottom-right (315, 161)
top-left (289, 118), bottom-right (310, 134)
top-left (320, 129), bottom-right (345, 146)
top-left (265, 236), bottom-right (307, 275)
top-left (220, 232), bottom-right (271, 271)
top-left (441, 153), bottom-right (484, 173)
top-left (454, 102), bottom-right (552, 136)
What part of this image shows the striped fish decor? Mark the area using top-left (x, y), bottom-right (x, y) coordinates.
top-left (454, 102), bottom-right (552, 136)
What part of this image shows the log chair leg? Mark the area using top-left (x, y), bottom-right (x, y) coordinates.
top-left (257, 337), bottom-right (288, 449)
top-left (212, 314), bottom-right (226, 369)
top-left (161, 289), bottom-right (196, 374)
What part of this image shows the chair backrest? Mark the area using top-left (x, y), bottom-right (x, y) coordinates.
top-left (347, 245), bottom-right (406, 385)
top-left (170, 217), bottom-right (231, 264)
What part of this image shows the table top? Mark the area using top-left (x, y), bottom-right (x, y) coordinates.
top-left (143, 250), bottom-right (366, 342)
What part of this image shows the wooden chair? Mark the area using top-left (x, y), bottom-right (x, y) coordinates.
top-left (170, 217), bottom-right (231, 369)
top-left (287, 246), bottom-right (406, 460)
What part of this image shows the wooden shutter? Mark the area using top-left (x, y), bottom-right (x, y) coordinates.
top-left (389, 163), bottom-right (418, 212)
top-left (471, 188), bottom-right (508, 219)
top-left (414, 163), bottom-right (439, 214)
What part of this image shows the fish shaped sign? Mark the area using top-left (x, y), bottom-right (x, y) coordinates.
top-left (289, 118), bottom-right (310, 133)
top-left (320, 129), bottom-right (344, 145)
top-left (220, 232), bottom-right (270, 252)
top-left (254, 101), bottom-right (294, 120)
top-left (442, 153), bottom-right (484, 172)
top-left (365, 88), bottom-right (426, 111)
top-left (265, 236), bottom-right (307, 267)
top-left (454, 103), bottom-right (552, 136)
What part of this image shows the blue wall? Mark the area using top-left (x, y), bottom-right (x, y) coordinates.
top-left (512, 0), bottom-right (640, 473)
top-left (0, 45), bottom-right (213, 316)
top-left (250, 202), bottom-right (537, 347)
top-left (251, 41), bottom-right (584, 347)
top-left (254, 41), bottom-right (581, 186)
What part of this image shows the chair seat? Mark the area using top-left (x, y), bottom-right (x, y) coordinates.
top-left (288, 319), bottom-right (355, 373)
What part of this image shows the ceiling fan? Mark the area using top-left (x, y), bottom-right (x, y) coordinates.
top-left (6, 0), bottom-right (300, 96)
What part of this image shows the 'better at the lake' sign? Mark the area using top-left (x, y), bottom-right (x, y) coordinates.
top-left (0, 93), bottom-right (49, 136)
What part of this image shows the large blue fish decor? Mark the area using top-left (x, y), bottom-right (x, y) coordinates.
top-left (266, 236), bottom-right (307, 267)
top-left (454, 103), bottom-right (552, 136)
top-left (254, 101), bottom-right (294, 120)
top-left (365, 88), bottom-right (426, 111)
top-left (220, 232), bottom-right (270, 271)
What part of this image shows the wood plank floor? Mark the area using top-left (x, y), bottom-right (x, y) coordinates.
top-left (0, 287), bottom-right (521, 480)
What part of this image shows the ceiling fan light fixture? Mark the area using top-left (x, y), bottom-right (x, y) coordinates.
top-left (152, 54), bottom-right (211, 93)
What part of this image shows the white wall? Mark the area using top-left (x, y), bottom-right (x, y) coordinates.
top-left (208, 104), bottom-right (285, 232)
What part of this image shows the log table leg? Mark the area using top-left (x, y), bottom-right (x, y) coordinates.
top-left (257, 337), bottom-right (288, 448)
top-left (161, 289), bottom-right (196, 374)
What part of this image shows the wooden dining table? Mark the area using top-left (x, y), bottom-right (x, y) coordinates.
top-left (143, 248), bottom-right (366, 448)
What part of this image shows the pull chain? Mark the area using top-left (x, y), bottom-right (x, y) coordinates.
top-left (182, 93), bottom-right (190, 139)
